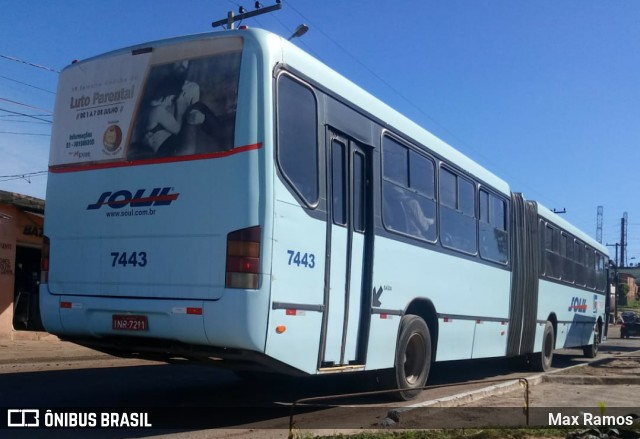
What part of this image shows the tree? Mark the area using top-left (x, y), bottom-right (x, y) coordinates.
top-left (617, 283), bottom-right (630, 306)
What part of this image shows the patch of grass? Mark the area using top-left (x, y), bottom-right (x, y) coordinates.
top-left (620, 298), bottom-right (640, 310)
top-left (311, 429), bottom-right (569, 439)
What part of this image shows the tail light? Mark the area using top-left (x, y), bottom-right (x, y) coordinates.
top-left (41, 235), bottom-right (50, 283)
top-left (225, 226), bottom-right (260, 289)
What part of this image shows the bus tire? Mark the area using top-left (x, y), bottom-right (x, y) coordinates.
top-left (390, 314), bottom-right (431, 401)
top-left (531, 321), bottom-right (554, 372)
top-left (583, 323), bottom-right (600, 358)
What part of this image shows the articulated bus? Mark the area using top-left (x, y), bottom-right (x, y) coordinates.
top-left (41, 27), bottom-right (609, 400)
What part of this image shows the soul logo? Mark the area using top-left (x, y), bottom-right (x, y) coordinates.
top-left (86, 187), bottom-right (179, 210)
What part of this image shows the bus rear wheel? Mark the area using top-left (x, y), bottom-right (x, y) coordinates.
top-left (583, 323), bottom-right (600, 358)
top-left (389, 314), bottom-right (431, 401)
top-left (530, 321), bottom-right (554, 372)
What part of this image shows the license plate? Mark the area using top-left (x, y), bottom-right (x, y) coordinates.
top-left (112, 315), bottom-right (148, 331)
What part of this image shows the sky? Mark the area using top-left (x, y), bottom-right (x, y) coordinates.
top-left (0, 0), bottom-right (638, 264)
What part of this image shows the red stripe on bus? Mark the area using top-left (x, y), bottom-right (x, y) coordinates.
top-left (49, 142), bottom-right (262, 174)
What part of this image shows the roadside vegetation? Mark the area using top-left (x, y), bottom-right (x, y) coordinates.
top-left (309, 427), bottom-right (640, 439)
top-left (309, 430), bottom-right (569, 439)
top-left (619, 298), bottom-right (640, 311)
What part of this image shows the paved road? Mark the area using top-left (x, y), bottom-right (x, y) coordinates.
top-left (0, 324), bottom-right (638, 438)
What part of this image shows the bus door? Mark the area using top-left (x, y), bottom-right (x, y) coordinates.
top-left (321, 130), bottom-right (372, 367)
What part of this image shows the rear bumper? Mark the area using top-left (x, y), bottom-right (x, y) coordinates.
top-left (39, 282), bottom-right (271, 356)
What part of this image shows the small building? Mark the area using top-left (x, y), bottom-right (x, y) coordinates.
top-left (618, 268), bottom-right (640, 303)
top-left (0, 190), bottom-right (46, 339)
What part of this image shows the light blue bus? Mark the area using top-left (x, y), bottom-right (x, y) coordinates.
top-left (41, 27), bottom-right (609, 400)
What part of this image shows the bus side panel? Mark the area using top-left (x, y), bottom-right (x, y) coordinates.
top-left (365, 314), bottom-right (401, 370)
top-left (203, 288), bottom-right (271, 352)
top-left (537, 279), bottom-right (604, 350)
top-left (267, 307), bottom-right (324, 373)
top-left (265, 193), bottom-right (326, 374)
top-left (367, 236), bottom-right (511, 367)
top-left (471, 320), bottom-right (509, 358)
top-left (437, 319), bottom-right (475, 361)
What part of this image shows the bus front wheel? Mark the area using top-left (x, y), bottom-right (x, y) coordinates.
top-left (390, 314), bottom-right (431, 401)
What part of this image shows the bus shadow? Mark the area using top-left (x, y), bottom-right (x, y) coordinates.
top-left (0, 362), bottom-right (384, 433)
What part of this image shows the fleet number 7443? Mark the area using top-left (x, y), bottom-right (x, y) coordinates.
top-left (110, 251), bottom-right (148, 267)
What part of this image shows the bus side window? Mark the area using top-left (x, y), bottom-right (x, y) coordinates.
top-left (331, 140), bottom-right (347, 226)
top-left (353, 151), bottom-right (366, 233)
top-left (561, 232), bottom-right (574, 283)
top-left (382, 136), bottom-right (436, 242)
top-left (574, 241), bottom-right (586, 287)
top-left (479, 189), bottom-right (508, 264)
top-left (595, 253), bottom-right (606, 292)
top-left (543, 224), bottom-right (561, 279)
top-left (276, 75), bottom-right (319, 206)
top-left (439, 167), bottom-right (477, 254)
top-left (586, 247), bottom-right (596, 289)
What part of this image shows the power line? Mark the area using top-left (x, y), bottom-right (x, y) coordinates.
top-left (0, 118), bottom-right (50, 125)
top-left (0, 108), bottom-right (52, 124)
top-left (0, 75), bottom-right (55, 94)
top-left (0, 131), bottom-right (50, 136)
top-left (0, 97), bottom-right (52, 114)
top-left (0, 171), bottom-right (47, 183)
top-left (0, 113), bottom-right (51, 119)
top-left (0, 54), bottom-right (59, 73)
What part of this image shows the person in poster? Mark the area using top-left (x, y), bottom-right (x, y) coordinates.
top-left (128, 51), bottom-right (240, 160)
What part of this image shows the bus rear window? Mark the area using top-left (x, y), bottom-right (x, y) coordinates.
top-left (49, 37), bottom-right (243, 167)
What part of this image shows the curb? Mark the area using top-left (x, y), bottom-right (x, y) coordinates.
top-left (543, 375), bottom-right (640, 385)
top-left (384, 350), bottom-right (640, 424)
top-left (385, 361), bottom-right (592, 423)
top-left (407, 361), bottom-right (589, 410)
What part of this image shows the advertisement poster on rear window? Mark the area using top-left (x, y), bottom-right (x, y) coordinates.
top-left (49, 37), bottom-right (243, 167)
top-left (49, 50), bottom-right (149, 167)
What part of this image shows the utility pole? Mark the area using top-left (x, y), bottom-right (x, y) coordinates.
top-left (212, 1), bottom-right (282, 30)
top-left (596, 206), bottom-right (603, 244)
top-left (606, 243), bottom-right (619, 322)
top-left (620, 214), bottom-right (627, 268)
top-left (606, 243), bottom-right (619, 267)
top-left (623, 212), bottom-right (628, 267)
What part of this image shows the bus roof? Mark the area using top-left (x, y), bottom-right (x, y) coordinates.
top-left (537, 203), bottom-right (607, 255)
top-left (61, 31), bottom-right (236, 70)
top-left (265, 28), bottom-right (512, 196)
